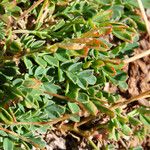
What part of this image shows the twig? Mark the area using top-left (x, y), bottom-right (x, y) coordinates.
top-left (123, 49), bottom-right (150, 64)
top-left (0, 127), bottom-right (43, 149)
top-left (111, 90), bottom-right (150, 109)
top-left (19, 0), bottom-right (44, 19)
top-left (137, 0), bottom-right (150, 36)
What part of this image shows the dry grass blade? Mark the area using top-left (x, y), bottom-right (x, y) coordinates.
top-left (111, 90), bottom-right (150, 109)
top-left (137, 0), bottom-right (150, 36)
top-left (124, 49), bottom-right (150, 64)
top-left (19, 0), bottom-right (44, 19)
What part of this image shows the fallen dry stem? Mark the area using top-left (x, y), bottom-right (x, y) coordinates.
top-left (124, 49), bottom-right (150, 64)
top-left (19, 0), bottom-right (44, 19)
top-left (137, 0), bottom-right (150, 36)
top-left (111, 90), bottom-right (150, 109)
top-left (14, 114), bottom-right (72, 126)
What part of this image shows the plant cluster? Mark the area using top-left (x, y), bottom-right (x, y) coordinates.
top-left (0, 0), bottom-right (149, 149)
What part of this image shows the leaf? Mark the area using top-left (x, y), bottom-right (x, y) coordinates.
top-left (78, 70), bottom-right (93, 78)
top-left (0, 73), bottom-right (7, 85)
top-left (35, 56), bottom-right (47, 68)
top-left (76, 77), bottom-right (87, 89)
top-left (0, 21), bottom-right (5, 40)
top-left (118, 81), bottom-right (128, 90)
top-left (114, 72), bottom-right (128, 82)
top-left (68, 102), bottom-right (80, 113)
top-left (30, 40), bottom-right (45, 49)
top-left (121, 124), bottom-right (132, 136)
top-left (43, 55), bottom-right (59, 67)
top-left (2, 67), bottom-right (16, 76)
top-left (140, 115), bottom-right (150, 126)
top-left (3, 138), bottom-right (14, 150)
top-left (78, 93), bottom-right (89, 103)
top-left (94, 101), bottom-right (115, 117)
top-left (10, 41), bottom-right (21, 53)
top-left (78, 70), bottom-right (97, 85)
top-left (126, 0), bottom-right (150, 9)
top-left (23, 57), bottom-right (33, 69)
top-left (66, 72), bottom-right (78, 84)
top-left (43, 83), bottom-right (60, 94)
top-left (69, 114), bottom-right (80, 122)
top-left (83, 101), bottom-right (98, 115)
top-left (92, 10), bottom-right (112, 22)
top-left (58, 68), bottom-right (65, 82)
top-left (52, 19), bottom-right (65, 31)
top-left (46, 104), bottom-right (66, 118)
top-left (68, 62), bottom-right (82, 72)
top-left (128, 116), bottom-right (141, 126)
top-left (54, 50), bottom-right (69, 62)
top-left (29, 137), bottom-right (46, 149)
top-left (91, 59), bottom-right (105, 68)
top-left (0, 107), bottom-right (13, 124)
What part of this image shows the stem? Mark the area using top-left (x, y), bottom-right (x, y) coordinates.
top-left (137, 0), bottom-right (150, 36)
top-left (88, 139), bottom-right (99, 150)
top-left (44, 91), bottom-right (87, 112)
top-left (111, 90), bottom-right (150, 109)
top-left (0, 127), bottom-right (43, 149)
top-left (14, 114), bottom-right (71, 126)
top-left (35, 0), bottom-right (49, 30)
top-left (123, 49), bottom-right (150, 64)
top-left (13, 30), bottom-right (30, 34)
top-left (19, 0), bottom-right (44, 19)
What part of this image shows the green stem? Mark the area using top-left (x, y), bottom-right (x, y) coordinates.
top-left (88, 139), bottom-right (99, 150)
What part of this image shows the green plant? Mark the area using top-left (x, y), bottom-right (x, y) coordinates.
top-left (0, 0), bottom-right (149, 149)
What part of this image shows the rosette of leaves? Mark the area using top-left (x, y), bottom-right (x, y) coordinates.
top-left (0, 0), bottom-right (149, 149)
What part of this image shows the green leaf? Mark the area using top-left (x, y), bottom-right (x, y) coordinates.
top-left (35, 56), bottom-right (47, 68)
top-left (92, 10), bottom-right (112, 22)
top-left (29, 137), bottom-right (46, 149)
top-left (128, 116), bottom-right (141, 126)
top-left (0, 73), bottom-right (7, 85)
top-left (121, 124), bottom-right (132, 136)
top-left (118, 81), bottom-right (128, 90)
top-left (54, 50), bottom-right (69, 62)
top-left (43, 55), bottom-right (59, 67)
top-left (140, 115), bottom-right (150, 126)
top-left (2, 67), bottom-right (16, 76)
top-left (77, 77), bottom-right (87, 89)
top-left (94, 101), bottom-right (115, 117)
top-left (83, 101), bottom-right (98, 115)
top-left (78, 93), bottom-right (89, 103)
top-left (43, 83), bottom-right (60, 94)
top-left (115, 72), bottom-right (128, 81)
top-left (68, 102), bottom-right (80, 113)
top-left (23, 57), bottom-right (33, 69)
top-left (30, 40), bottom-right (45, 49)
top-left (3, 138), bottom-right (14, 150)
top-left (69, 114), bottom-right (80, 122)
top-left (0, 107), bottom-right (13, 124)
top-left (66, 72), bottom-right (78, 84)
top-left (10, 41), bottom-right (21, 53)
top-left (68, 62), bottom-right (82, 72)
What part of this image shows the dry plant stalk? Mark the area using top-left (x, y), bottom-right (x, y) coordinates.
top-left (124, 49), bottom-right (150, 64)
top-left (137, 0), bottom-right (150, 36)
top-left (111, 90), bottom-right (150, 109)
